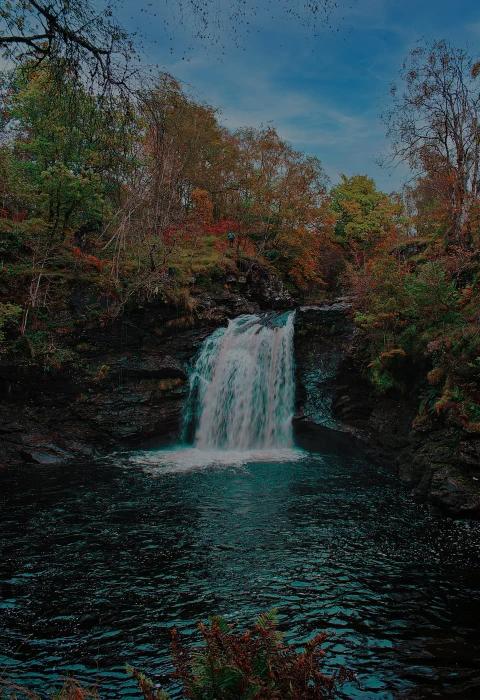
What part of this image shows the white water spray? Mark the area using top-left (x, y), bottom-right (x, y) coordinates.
top-left (185, 312), bottom-right (296, 450)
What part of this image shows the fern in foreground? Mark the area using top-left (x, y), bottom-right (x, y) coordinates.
top-left (1, 612), bottom-right (354, 699)
top-left (130, 610), bottom-right (354, 699)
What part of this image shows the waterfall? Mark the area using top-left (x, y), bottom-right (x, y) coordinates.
top-left (185, 312), bottom-right (296, 450)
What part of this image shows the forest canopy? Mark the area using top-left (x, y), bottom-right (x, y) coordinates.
top-left (1, 2), bottom-right (480, 434)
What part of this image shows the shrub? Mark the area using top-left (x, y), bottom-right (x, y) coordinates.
top-left (129, 611), bottom-right (354, 699)
top-left (0, 612), bottom-right (354, 699)
top-left (0, 678), bottom-right (98, 699)
top-left (0, 302), bottom-right (22, 348)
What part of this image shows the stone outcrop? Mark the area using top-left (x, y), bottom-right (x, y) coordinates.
top-left (294, 300), bottom-right (353, 429)
top-left (0, 265), bottom-right (294, 469)
top-left (3, 277), bottom-right (480, 520)
top-left (293, 299), bottom-right (480, 518)
top-left (331, 335), bottom-right (480, 519)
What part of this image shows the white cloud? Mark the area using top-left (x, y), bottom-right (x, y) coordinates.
top-left (157, 54), bottom-right (400, 187)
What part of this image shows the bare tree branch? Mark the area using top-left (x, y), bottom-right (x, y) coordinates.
top-left (385, 41), bottom-right (480, 244)
top-left (0, 0), bottom-right (136, 95)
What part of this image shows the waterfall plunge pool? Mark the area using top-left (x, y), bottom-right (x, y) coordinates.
top-left (3, 451), bottom-right (480, 699)
top-left (2, 312), bottom-right (480, 698)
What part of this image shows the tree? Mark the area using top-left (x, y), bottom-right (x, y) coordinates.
top-left (2, 61), bottom-right (133, 227)
top-left (330, 175), bottom-right (402, 265)
top-left (0, 0), bottom-right (342, 94)
top-left (107, 87), bottom-right (332, 297)
top-left (386, 41), bottom-right (480, 245)
top-left (105, 74), bottom-right (239, 286)
top-left (230, 127), bottom-right (328, 261)
top-left (0, 0), bottom-right (135, 93)
top-left (1, 61), bottom-right (135, 332)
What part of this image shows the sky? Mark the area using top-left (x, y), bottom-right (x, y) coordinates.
top-left (112, 0), bottom-right (480, 192)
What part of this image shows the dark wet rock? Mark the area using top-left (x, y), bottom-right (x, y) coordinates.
top-left (204, 289), bottom-right (259, 317)
top-left (236, 259), bottom-right (294, 309)
top-left (12, 430), bottom-right (97, 467)
top-left (455, 436), bottom-right (480, 470)
top-left (400, 427), bottom-right (480, 516)
top-left (0, 421), bottom-right (23, 434)
top-left (0, 262), bottom-right (295, 470)
top-left (73, 377), bottom-right (186, 442)
top-left (294, 301), bottom-right (354, 428)
top-left (330, 331), bottom-right (480, 518)
top-left (20, 445), bottom-right (74, 465)
top-left (428, 466), bottom-right (480, 517)
top-left (0, 358), bottom-right (188, 469)
top-left (293, 416), bottom-right (362, 458)
top-left (110, 353), bottom-right (186, 380)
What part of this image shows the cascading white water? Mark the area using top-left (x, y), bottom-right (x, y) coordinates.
top-left (185, 312), bottom-right (296, 450)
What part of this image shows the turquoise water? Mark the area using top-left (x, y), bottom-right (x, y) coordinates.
top-left (2, 448), bottom-right (480, 698)
top-left (2, 315), bottom-right (480, 698)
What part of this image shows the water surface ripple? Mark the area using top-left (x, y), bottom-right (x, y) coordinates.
top-left (1, 450), bottom-right (480, 698)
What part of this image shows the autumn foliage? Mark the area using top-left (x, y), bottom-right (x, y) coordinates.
top-left (0, 61), bottom-right (348, 371)
top-left (2, 40), bottom-right (480, 433)
top-left (344, 42), bottom-right (480, 430)
top-left (129, 612), bottom-right (354, 699)
top-left (0, 613), bottom-right (354, 700)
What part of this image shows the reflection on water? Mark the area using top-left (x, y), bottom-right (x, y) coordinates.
top-left (1, 448), bottom-right (480, 698)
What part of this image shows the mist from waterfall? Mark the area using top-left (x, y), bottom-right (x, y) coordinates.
top-left (185, 312), bottom-right (296, 451)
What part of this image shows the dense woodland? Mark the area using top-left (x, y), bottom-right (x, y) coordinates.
top-left (2, 35), bottom-right (480, 436)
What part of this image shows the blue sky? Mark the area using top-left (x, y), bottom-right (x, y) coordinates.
top-left (114, 0), bottom-right (480, 191)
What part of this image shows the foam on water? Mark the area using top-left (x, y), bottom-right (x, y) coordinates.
top-left (131, 445), bottom-right (306, 474)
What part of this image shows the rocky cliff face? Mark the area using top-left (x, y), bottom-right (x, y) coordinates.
top-left (331, 336), bottom-right (480, 519)
top-left (293, 301), bottom-right (480, 518)
top-left (0, 266), bottom-right (293, 469)
top-left (3, 282), bottom-right (480, 520)
top-left (0, 324), bottom-right (200, 468)
top-left (294, 300), bottom-right (354, 428)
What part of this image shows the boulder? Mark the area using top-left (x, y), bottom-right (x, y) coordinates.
top-left (428, 466), bottom-right (480, 517)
